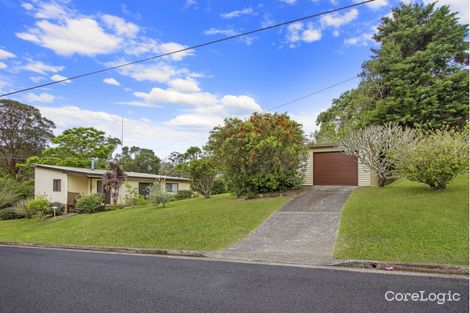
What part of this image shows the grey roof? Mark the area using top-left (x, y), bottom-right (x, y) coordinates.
top-left (33, 164), bottom-right (190, 181)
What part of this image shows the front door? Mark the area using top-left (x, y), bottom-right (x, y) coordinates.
top-left (97, 180), bottom-right (111, 204)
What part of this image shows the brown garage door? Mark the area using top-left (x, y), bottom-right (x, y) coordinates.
top-left (313, 152), bottom-right (358, 186)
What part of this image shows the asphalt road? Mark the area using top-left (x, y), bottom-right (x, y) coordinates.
top-left (0, 246), bottom-right (467, 313)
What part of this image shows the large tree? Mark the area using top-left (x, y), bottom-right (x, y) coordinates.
top-left (0, 99), bottom-right (55, 176)
top-left (21, 127), bottom-right (120, 172)
top-left (208, 113), bottom-right (307, 198)
top-left (116, 146), bottom-right (161, 174)
top-left (316, 2), bottom-right (468, 142)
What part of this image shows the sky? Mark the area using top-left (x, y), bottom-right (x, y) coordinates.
top-left (0, 0), bottom-right (468, 158)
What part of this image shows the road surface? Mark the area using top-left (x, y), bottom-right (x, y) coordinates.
top-left (0, 246), bottom-right (467, 313)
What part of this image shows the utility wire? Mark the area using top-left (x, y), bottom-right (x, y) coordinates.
top-left (0, 0), bottom-right (375, 98)
top-left (266, 76), bottom-right (358, 111)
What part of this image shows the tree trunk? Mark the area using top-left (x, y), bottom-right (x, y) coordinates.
top-left (378, 175), bottom-right (386, 187)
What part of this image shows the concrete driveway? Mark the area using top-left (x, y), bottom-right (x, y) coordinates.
top-left (209, 186), bottom-right (354, 265)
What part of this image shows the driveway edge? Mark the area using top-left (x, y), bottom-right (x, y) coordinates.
top-left (0, 241), bottom-right (206, 258)
top-left (333, 260), bottom-right (469, 276)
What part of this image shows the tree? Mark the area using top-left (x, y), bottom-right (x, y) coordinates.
top-left (117, 146), bottom-right (160, 174)
top-left (316, 2), bottom-right (469, 140)
top-left (0, 99), bottom-right (55, 176)
top-left (208, 113), bottom-right (308, 198)
top-left (394, 127), bottom-right (468, 190)
top-left (21, 127), bottom-right (120, 173)
top-left (103, 160), bottom-right (125, 205)
top-left (338, 124), bottom-right (416, 187)
top-left (188, 156), bottom-right (218, 198)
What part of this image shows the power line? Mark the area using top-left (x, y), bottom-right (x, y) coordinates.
top-left (266, 76), bottom-right (359, 111)
top-left (0, 0), bottom-right (375, 98)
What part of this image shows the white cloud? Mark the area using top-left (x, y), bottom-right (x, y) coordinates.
top-left (24, 61), bottom-right (64, 74)
top-left (184, 0), bottom-right (197, 9)
top-left (168, 78), bottom-right (201, 93)
top-left (280, 0), bottom-right (297, 5)
top-left (0, 62), bottom-right (7, 70)
top-left (17, 18), bottom-right (122, 56)
top-left (22, 2), bottom-right (33, 10)
top-left (34, 2), bottom-right (68, 19)
top-left (354, 0), bottom-right (388, 10)
top-left (204, 27), bottom-right (238, 36)
top-left (101, 14), bottom-right (139, 38)
top-left (344, 32), bottom-right (374, 46)
top-left (50, 74), bottom-right (71, 83)
top-left (103, 77), bottom-right (120, 86)
top-left (134, 88), bottom-right (217, 107)
top-left (424, 0), bottom-right (469, 24)
top-left (286, 22), bottom-right (322, 45)
top-left (30, 76), bottom-right (45, 83)
top-left (221, 7), bottom-right (254, 19)
top-left (36, 105), bottom-right (206, 156)
top-left (320, 8), bottom-right (359, 27)
top-left (159, 42), bottom-right (193, 61)
top-left (25, 92), bottom-right (55, 103)
top-left (117, 62), bottom-right (176, 83)
top-left (0, 49), bottom-right (16, 59)
top-left (166, 114), bottom-right (223, 128)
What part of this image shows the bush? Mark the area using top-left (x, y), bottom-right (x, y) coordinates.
top-left (76, 193), bottom-right (104, 213)
top-left (208, 113), bottom-right (308, 198)
top-left (395, 128), bottom-right (469, 190)
top-left (14, 199), bottom-right (35, 219)
top-left (0, 207), bottom-right (25, 220)
top-left (174, 190), bottom-right (193, 200)
top-left (28, 197), bottom-right (51, 219)
top-left (0, 175), bottom-right (21, 209)
top-left (211, 178), bottom-right (226, 195)
top-left (49, 202), bottom-right (65, 216)
top-left (124, 184), bottom-right (146, 206)
top-left (148, 183), bottom-right (173, 207)
top-left (105, 204), bottom-right (125, 211)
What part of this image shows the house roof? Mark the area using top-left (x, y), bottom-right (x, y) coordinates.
top-left (33, 164), bottom-right (190, 181)
top-left (308, 143), bottom-right (337, 148)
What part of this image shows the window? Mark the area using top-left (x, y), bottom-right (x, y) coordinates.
top-left (138, 182), bottom-right (153, 197)
top-left (52, 179), bottom-right (61, 192)
top-left (165, 183), bottom-right (178, 193)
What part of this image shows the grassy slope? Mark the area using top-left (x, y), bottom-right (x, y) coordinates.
top-left (0, 194), bottom-right (289, 251)
top-left (334, 175), bottom-right (469, 265)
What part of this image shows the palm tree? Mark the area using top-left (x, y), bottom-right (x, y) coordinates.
top-left (103, 160), bottom-right (125, 205)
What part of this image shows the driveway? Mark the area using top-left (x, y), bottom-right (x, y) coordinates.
top-left (209, 186), bottom-right (354, 265)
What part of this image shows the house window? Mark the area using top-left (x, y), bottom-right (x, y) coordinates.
top-left (52, 179), bottom-right (61, 192)
top-left (165, 183), bottom-right (178, 193)
top-left (138, 182), bottom-right (153, 197)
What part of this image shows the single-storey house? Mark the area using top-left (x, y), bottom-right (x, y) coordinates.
top-left (302, 144), bottom-right (378, 187)
top-left (33, 164), bottom-right (190, 209)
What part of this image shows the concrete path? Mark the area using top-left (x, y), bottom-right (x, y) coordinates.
top-left (209, 186), bottom-right (354, 265)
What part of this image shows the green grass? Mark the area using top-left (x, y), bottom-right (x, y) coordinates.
top-left (334, 175), bottom-right (469, 265)
top-left (0, 194), bottom-right (289, 251)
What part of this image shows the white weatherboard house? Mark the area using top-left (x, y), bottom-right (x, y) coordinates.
top-left (302, 144), bottom-right (378, 187)
top-left (33, 164), bottom-right (190, 210)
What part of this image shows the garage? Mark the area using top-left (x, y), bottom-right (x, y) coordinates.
top-left (313, 152), bottom-right (358, 186)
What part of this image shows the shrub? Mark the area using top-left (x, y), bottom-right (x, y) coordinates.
top-left (0, 207), bottom-right (24, 220)
top-left (174, 190), bottom-right (193, 200)
top-left (28, 197), bottom-right (51, 219)
top-left (76, 193), bottom-right (104, 213)
top-left (212, 178), bottom-right (226, 195)
top-left (395, 128), bottom-right (469, 190)
top-left (49, 201), bottom-right (65, 216)
top-left (105, 204), bottom-right (125, 211)
top-left (208, 113), bottom-right (308, 198)
top-left (14, 199), bottom-right (35, 219)
top-left (0, 175), bottom-right (21, 209)
top-left (148, 183), bottom-right (173, 207)
top-left (124, 183), bottom-right (146, 206)
top-left (188, 156), bottom-right (217, 198)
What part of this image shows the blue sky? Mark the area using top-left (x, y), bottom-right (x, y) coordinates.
top-left (0, 0), bottom-right (467, 158)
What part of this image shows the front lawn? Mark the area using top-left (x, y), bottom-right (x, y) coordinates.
top-left (0, 194), bottom-right (289, 251)
top-left (334, 175), bottom-right (468, 265)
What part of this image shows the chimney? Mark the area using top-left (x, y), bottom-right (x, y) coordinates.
top-left (91, 159), bottom-right (95, 170)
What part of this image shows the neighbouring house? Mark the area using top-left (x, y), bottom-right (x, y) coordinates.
top-left (33, 164), bottom-right (190, 210)
top-left (302, 144), bottom-right (378, 187)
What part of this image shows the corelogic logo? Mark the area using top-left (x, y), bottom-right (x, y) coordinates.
top-left (385, 290), bottom-right (461, 305)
